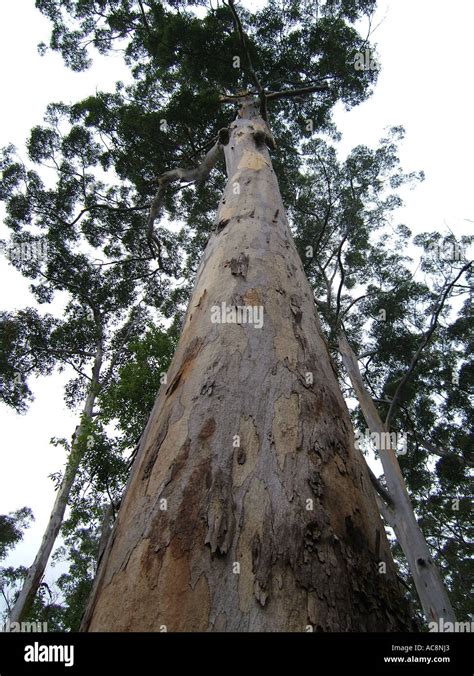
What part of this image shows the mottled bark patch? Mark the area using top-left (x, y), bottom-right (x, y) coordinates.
top-left (205, 469), bottom-right (236, 555)
top-left (237, 150), bottom-right (269, 171)
top-left (272, 393), bottom-right (299, 469)
top-left (242, 287), bottom-right (260, 305)
top-left (156, 542), bottom-right (211, 632)
top-left (289, 295), bottom-right (303, 324)
top-left (236, 478), bottom-right (270, 612)
top-left (142, 415), bottom-right (170, 480)
top-left (165, 336), bottom-right (204, 397)
top-left (172, 458), bottom-right (212, 557)
top-left (232, 415), bottom-right (259, 487)
top-left (229, 253), bottom-right (249, 278)
top-left (344, 514), bottom-right (367, 554)
top-left (143, 408), bottom-right (191, 496)
top-left (199, 417), bottom-right (216, 440)
top-left (145, 439), bottom-right (192, 552)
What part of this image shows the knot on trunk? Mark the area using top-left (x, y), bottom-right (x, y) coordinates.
top-left (252, 128), bottom-right (276, 151)
top-left (218, 127), bottom-right (231, 146)
top-left (230, 253), bottom-right (249, 279)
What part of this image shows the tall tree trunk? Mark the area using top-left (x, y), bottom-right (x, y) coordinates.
top-left (338, 330), bottom-right (456, 624)
top-left (81, 100), bottom-right (414, 632)
top-left (9, 343), bottom-right (103, 623)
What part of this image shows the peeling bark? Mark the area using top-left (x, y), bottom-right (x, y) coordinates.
top-left (82, 100), bottom-right (415, 632)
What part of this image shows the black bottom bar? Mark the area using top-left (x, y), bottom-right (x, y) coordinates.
top-left (0, 632), bottom-right (471, 674)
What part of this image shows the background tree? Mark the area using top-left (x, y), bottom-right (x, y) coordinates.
top-left (0, 507), bottom-right (62, 629)
top-left (288, 128), bottom-right (471, 621)
top-left (0, 115), bottom-right (177, 621)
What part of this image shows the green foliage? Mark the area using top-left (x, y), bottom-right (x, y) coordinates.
top-left (98, 323), bottom-right (176, 446)
top-left (0, 309), bottom-right (58, 412)
top-left (0, 508), bottom-right (38, 623)
top-left (0, 508), bottom-right (33, 561)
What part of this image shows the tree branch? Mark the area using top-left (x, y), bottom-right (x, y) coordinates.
top-left (385, 260), bottom-right (472, 428)
top-left (219, 91), bottom-right (256, 102)
top-left (419, 438), bottom-right (472, 467)
top-left (146, 129), bottom-right (229, 262)
top-left (266, 83), bottom-right (329, 101)
top-left (225, 0), bottom-right (266, 117)
top-left (137, 0), bottom-right (152, 38)
top-left (66, 202), bottom-right (148, 229)
top-left (367, 466), bottom-right (394, 507)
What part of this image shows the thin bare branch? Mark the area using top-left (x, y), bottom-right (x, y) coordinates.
top-left (266, 83), bottom-right (329, 101)
top-left (225, 0), bottom-right (263, 96)
top-left (137, 0), bottom-right (152, 37)
top-left (367, 466), bottom-right (394, 507)
top-left (66, 202), bottom-right (148, 229)
top-left (334, 233), bottom-right (347, 325)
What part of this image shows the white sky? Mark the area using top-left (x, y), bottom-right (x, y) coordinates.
top-left (0, 0), bottom-right (473, 596)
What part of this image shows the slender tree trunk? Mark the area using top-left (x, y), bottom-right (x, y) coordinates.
top-left (9, 343), bottom-right (103, 623)
top-left (338, 330), bottom-right (456, 624)
top-left (81, 100), bottom-right (414, 632)
top-left (97, 502), bottom-right (115, 568)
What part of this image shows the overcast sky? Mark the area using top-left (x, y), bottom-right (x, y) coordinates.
top-left (1, 0), bottom-right (473, 594)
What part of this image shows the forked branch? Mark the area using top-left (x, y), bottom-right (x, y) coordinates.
top-left (146, 128), bottom-right (230, 262)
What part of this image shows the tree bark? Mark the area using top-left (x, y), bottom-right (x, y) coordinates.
top-left (337, 330), bottom-right (456, 624)
top-left (9, 343), bottom-right (103, 623)
top-left (81, 100), bottom-right (415, 632)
